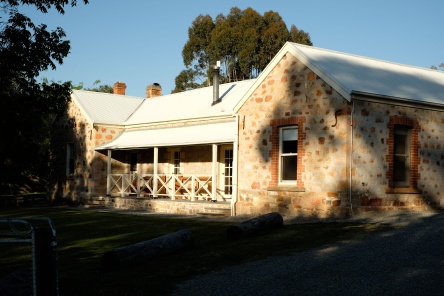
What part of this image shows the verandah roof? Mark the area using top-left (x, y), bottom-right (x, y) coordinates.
top-left (95, 121), bottom-right (237, 150)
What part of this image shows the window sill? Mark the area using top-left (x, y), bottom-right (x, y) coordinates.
top-left (385, 188), bottom-right (421, 194)
top-left (267, 186), bottom-right (305, 192)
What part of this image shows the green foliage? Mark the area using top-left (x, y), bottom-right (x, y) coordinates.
top-left (431, 63), bottom-right (444, 70)
top-left (172, 69), bottom-right (203, 93)
top-left (72, 80), bottom-right (114, 93)
top-left (0, 0), bottom-right (88, 194)
top-left (173, 7), bottom-right (313, 93)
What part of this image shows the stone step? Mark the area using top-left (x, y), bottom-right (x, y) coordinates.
top-left (203, 207), bottom-right (231, 211)
top-left (86, 198), bottom-right (106, 207)
top-left (200, 206), bottom-right (231, 216)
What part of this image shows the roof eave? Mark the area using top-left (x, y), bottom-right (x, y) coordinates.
top-left (286, 43), bottom-right (352, 102)
top-left (95, 114), bottom-right (236, 130)
top-left (233, 43), bottom-right (352, 113)
top-left (94, 120), bottom-right (237, 151)
top-left (71, 92), bottom-right (95, 126)
top-left (350, 91), bottom-right (444, 111)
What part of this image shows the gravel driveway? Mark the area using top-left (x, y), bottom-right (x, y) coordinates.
top-left (172, 211), bottom-right (444, 296)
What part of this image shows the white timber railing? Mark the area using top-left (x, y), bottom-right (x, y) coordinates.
top-left (107, 174), bottom-right (226, 201)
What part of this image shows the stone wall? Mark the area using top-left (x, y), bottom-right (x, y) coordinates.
top-left (235, 52), bottom-right (350, 218)
top-left (92, 127), bottom-right (124, 196)
top-left (235, 51), bottom-right (443, 217)
top-left (351, 100), bottom-right (444, 210)
top-left (50, 98), bottom-right (124, 202)
top-left (100, 197), bottom-right (231, 216)
top-left (178, 145), bottom-right (213, 175)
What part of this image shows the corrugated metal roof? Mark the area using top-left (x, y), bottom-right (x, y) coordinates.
top-left (74, 42), bottom-right (444, 141)
top-left (125, 79), bottom-right (256, 125)
top-left (72, 90), bottom-right (145, 124)
top-left (95, 121), bottom-right (237, 150)
top-left (289, 43), bottom-right (444, 104)
top-left (72, 80), bottom-right (255, 126)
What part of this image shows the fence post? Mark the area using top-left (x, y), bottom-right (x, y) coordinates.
top-left (34, 227), bottom-right (58, 296)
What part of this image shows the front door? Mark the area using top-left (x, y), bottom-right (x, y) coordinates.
top-left (220, 145), bottom-right (233, 199)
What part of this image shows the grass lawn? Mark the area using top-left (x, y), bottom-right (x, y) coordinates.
top-left (0, 206), bottom-right (393, 295)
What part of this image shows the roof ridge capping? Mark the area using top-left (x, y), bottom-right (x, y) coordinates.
top-left (72, 89), bottom-right (146, 100)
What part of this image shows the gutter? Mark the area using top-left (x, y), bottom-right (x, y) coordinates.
top-left (349, 100), bottom-right (354, 216)
top-left (350, 91), bottom-right (444, 112)
top-left (231, 114), bottom-right (240, 216)
top-left (93, 114), bottom-right (236, 130)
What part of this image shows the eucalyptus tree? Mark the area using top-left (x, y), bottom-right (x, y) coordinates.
top-left (258, 11), bottom-right (293, 72)
top-left (431, 63), bottom-right (444, 70)
top-left (0, 0), bottom-right (89, 193)
top-left (289, 25), bottom-right (312, 45)
top-left (72, 80), bottom-right (114, 93)
top-left (179, 14), bottom-right (215, 90)
top-left (173, 7), bottom-right (312, 93)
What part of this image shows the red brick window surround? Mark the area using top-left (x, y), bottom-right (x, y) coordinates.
top-left (270, 117), bottom-right (306, 188)
top-left (386, 116), bottom-right (420, 192)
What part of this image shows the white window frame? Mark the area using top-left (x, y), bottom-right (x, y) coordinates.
top-left (220, 145), bottom-right (233, 196)
top-left (394, 125), bottom-right (411, 188)
top-left (279, 126), bottom-right (298, 185)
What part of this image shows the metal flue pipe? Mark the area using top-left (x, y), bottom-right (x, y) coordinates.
top-left (212, 61), bottom-right (220, 105)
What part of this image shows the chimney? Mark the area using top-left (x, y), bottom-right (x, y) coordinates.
top-left (146, 83), bottom-right (162, 98)
top-left (212, 61), bottom-right (221, 105)
top-left (113, 82), bottom-right (126, 95)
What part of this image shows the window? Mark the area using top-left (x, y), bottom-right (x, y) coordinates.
top-left (394, 125), bottom-right (411, 188)
top-left (386, 116), bottom-right (419, 192)
top-left (224, 148), bottom-right (233, 195)
top-left (279, 126), bottom-right (298, 184)
top-left (173, 150), bottom-right (181, 174)
top-left (270, 117), bottom-right (305, 188)
top-left (130, 153), bottom-right (137, 172)
top-left (66, 143), bottom-right (75, 176)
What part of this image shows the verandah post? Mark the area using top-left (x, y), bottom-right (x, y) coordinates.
top-left (136, 173), bottom-right (140, 198)
top-left (153, 147), bottom-right (158, 198)
top-left (107, 149), bottom-right (112, 196)
top-left (212, 144), bottom-right (217, 201)
top-left (191, 176), bottom-right (195, 202)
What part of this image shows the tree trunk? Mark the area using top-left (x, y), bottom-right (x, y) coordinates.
top-left (101, 229), bottom-right (193, 270)
top-left (226, 212), bottom-right (283, 239)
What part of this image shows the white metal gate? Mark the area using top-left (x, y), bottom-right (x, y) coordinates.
top-left (0, 218), bottom-right (58, 296)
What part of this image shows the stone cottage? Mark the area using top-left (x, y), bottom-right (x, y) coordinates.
top-left (51, 42), bottom-right (444, 218)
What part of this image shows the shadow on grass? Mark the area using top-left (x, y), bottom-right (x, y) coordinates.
top-left (2, 206), bottom-right (438, 296)
top-left (172, 211), bottom-right (444, 296)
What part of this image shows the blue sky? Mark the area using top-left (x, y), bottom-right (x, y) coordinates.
top-left (20, 0), bottom-right (444, 97)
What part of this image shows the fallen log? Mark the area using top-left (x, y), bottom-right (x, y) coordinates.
top-left (226, 212), bottom-right (283, 240)
top-left (101, 229), bottom-right (193, 270)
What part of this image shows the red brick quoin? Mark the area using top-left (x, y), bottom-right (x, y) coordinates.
top-left (269, 117), bottom-right (306, 188)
